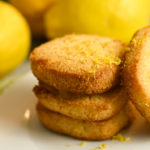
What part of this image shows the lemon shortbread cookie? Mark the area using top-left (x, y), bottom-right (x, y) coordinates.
top-left (34, 85), bottom-right (127, 121)
top-left (36, 102), bottom-right (132, 140)
top-left (30, 34), bottom-right (125, 94)
top-left (123, 26), bottom-right (150, 122)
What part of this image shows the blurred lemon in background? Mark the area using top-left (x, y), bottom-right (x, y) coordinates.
top-left (10, 0), bottom-right (57, 37)
top-left (44, 0), bottom-right (149, 42)
top-left (0, 1), bottom-right (30, 78)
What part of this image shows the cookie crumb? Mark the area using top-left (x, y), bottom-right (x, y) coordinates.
top-left (98, 144), bottom-right (107, 149)
top-left (80, 141), bottom-right (87, 146)
top-left (24, 109), bottom-right (30, 120)
top-left (65, 144), bottom-right (71, 147)
top-left (112, 133), bottom-right (131, 142)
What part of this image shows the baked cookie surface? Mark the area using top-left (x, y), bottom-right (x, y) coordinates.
top-left (34, 84), bottom-right (127, 121)
top-left (123, 26), bottom-right (150, 122)
top-left (36, 103), bottom-right (131, 140)
top-left (30, 34), bottom-right (125, 94)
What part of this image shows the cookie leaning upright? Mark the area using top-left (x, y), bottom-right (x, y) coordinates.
top-left (123, 26), bottom-right (150, 122)
top-left (30, 34), bottom-right (125, 94)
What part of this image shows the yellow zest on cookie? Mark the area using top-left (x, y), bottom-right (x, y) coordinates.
top-left (137, 39), bottom-right (145, 45)
top-left (86, 76), bottom-right (91, 82)
top-left (131, 39), bottom-right (137, 45)
top-left (30, 34), bottom-right (125, 94)
top-left (85, 68), bottom-right (95, 74)
top-left (93, 58), bottom-right (100, 64)
top-left (82, 51), bottom-right (90, 58)
top-left (93, 56), bottom-right (121, 66)
top-left (100, 56), bottom-right (121, 65)
top-left (125, 47), bottom-right (130, 52)
top-left (131, 38), bottom-right (144, 46)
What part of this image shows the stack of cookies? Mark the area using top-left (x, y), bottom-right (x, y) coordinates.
top-left (30, 34), bottom-right (134, 140)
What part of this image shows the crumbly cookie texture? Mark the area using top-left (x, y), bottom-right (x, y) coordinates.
top-left (123, 26), bottom-right (150, 122)
top-left (30, 34), bottom-right (126, 94)
top-left (34, 84), bottom-right (127, 121)
top-left (36, 102), bottom-right (130, 140)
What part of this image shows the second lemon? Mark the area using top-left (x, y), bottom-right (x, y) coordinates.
top-left (44, 0), bottom-right (149, 42)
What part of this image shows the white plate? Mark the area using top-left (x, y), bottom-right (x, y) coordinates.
top-left (0, 71), bottom-right (150, 150)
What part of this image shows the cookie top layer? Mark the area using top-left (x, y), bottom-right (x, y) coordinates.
top-left (30, 34), bottom-right (125, 94)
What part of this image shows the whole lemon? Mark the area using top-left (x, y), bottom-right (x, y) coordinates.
top-left (44, 0), bottom-right (149, 42)
top-left (0, 1), bottom-right (30, 78)
top-left (10, 0), bottom-right (57, 37)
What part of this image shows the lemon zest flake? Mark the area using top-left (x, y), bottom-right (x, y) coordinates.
top-left (65, 144), bottom-right (71, 147)
top-left (100, 56), bottom-right (121, 65)
top-left (93, 58), bottom-right (100, 64)
top-left (125, 47), bottom-right (130, 52)
top-left (131, 39), bottom-right (137, 45)
top-left (131, 38), bottom-right (144, 46)
top-left (124, 137), bottom-right (131, 141)
top-left (98, 144), bottom-right (107, 150)
top-left (80, 141), bottom-right (87, 146)
top-left (82, 51), bottom-right (90, 58)
top-left (85, 69), bottom-right (94, 74)
top-left (93, 56), bottom-right (121, 66)
top-left (112, 133), bottom-right (131, 142)
top-left (86, 76), bottom-right (90, 82)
